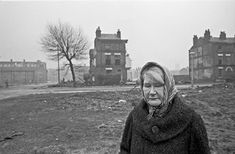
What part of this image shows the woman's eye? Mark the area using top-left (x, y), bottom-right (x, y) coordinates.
top-left (154, 83), bottom-right (164, 87)
top-left (144, 83), bottom-right (151, 87)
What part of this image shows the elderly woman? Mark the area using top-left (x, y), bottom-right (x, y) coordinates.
top-left (120, 62), bottom-right (210, 154)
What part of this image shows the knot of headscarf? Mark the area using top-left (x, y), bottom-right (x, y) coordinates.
top-left (140, 62), bottom-right (178, 120)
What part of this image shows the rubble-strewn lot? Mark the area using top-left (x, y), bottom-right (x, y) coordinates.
top-left (0, 84), bottom-right (234, 154)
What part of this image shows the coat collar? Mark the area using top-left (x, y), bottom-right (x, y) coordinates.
top-left (132, 95), bottom-right (193, 143)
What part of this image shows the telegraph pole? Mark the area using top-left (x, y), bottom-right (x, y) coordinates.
top-left (190, 51), bottom-right (195, 88)
top-left (57, 51), bottom-right (60, 85)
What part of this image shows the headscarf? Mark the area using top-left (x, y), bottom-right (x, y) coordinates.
top-left (140, 62), bottom-right (178, 119)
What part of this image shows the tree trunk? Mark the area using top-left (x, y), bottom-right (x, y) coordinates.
top-left (69, 60), bottom-right (76, 87)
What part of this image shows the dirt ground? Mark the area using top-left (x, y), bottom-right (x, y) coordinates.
top-left (0, 84), bottom-right (234, 154)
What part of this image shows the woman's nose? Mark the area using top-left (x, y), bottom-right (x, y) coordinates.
top-left (149, 86), bottom-right (156, 95)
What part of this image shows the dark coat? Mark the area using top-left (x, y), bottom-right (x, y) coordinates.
top-left (120, 94), bottom-right (210, 154)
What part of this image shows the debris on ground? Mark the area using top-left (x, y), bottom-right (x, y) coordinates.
top-left (0, 131), bottom-right (24, 142)
top-left (0, 85), bottom-right (234, 154)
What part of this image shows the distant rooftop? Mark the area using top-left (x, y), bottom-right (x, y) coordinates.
top-left (95, 27), bottom-right (128, 43)
top-left (0, 59), bottom-right (45, 64)
top-left (99, 34), bottom-right (120, 40)
top-left (209, 37), bottom-right (235, 43)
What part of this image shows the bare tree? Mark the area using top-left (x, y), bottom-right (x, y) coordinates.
top-left (41, 22), bottom-right (89, 86)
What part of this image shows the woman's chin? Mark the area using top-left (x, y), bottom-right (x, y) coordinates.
top-left (147, 100), bottom-right (162, 107)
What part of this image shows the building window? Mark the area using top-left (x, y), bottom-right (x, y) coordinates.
top-left (197, 47), bottom-right (202, 56)
top-left (225, 53), bottom-right (231, 56)
top-left (106, 70), bottom-right (112, 73)
top-left (105, 68), bottom-right (112, 74)
top-left (225, 66), bottom-right (233, 72)
top-left (218, 58), bottom-right (222, 65)
top-left (225, 56), bottom-right (232, 65)
top-left (217, 53), bottom-right (223, 56)
top-left (218, 69), bottom-right (222, 77)
top-left (104, 44), bottom-right (111, 50)
top-left (114, 53), bottom-right (121, 65)
top-left (218, 67), bottom-right (223, 77)
top-left (105, 55), bottom-right (111, 65)
top-left (218, 45), bottom-right (222, 50)
top-left (115, 59), bottom-right (121, 65)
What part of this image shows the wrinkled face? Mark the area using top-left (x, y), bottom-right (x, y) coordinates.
top-left (142, 67), bottom-right (165, 107)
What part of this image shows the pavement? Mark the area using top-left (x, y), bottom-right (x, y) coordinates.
top-left (0, 83), bottom-right (212, 100)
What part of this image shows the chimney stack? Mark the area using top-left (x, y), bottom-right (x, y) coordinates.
top-left (117, 29), bottom-right (121, 38)
top-left (204, 29), bottom-right (211, 40)
top-left (193, 35), bottom-right (198, 47)
top-left (96, 26), bottom-right (101, 38)
top-left (219, 31), bottom-right (226, 40)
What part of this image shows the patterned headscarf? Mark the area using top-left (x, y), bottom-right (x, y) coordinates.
top-left (140, 62), bottom-right (178, 119)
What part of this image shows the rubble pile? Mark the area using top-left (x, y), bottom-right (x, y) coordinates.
top-left (0, 85), bottom-right (234, 154)
top-left (181, 84), bottom-right (235, 153)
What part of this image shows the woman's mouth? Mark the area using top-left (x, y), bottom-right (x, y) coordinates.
top-left (149, 98), bottom-right (159, 100)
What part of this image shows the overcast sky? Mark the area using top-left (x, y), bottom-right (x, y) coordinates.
top-left (0, 0), bottom-right (235, 70)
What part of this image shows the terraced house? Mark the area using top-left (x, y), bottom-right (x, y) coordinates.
top-left (189, 29), bottom-right (235, 82)
top-left (0, 59), bottom-right (47, 87)
top-left (89, 27), bottom-right (130, 85)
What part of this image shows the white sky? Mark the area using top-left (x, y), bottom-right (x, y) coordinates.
top-left (0, 0), bottom-right (235, 70)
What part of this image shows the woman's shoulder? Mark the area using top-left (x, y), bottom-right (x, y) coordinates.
top-left (132, 99), bottom-right (148, 112)
top-left (174, 94), bottom-right (205, 125)
top-left (127, 99), bottom-right (148, 120)
top-left (173, 94), bottom-right (195, 114)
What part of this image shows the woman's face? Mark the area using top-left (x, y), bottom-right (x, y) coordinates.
top-left (142, 67), bottom-right (164, 107)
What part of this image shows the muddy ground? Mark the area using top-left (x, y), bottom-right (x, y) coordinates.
top-left (0, 84), bottom-right (234, 154)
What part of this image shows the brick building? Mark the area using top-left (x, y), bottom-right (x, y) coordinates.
top-left (0, 60), bottom-right (47, 86)
top-left (89, 27), bottom-right (129, 85)
top-left (189, 29), bottom-right (235, 82)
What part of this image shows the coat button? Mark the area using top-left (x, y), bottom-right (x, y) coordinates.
top-left (152, 126), bottom-right (159, 134)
